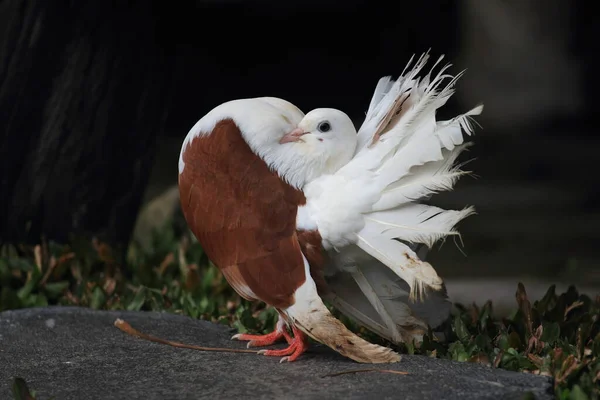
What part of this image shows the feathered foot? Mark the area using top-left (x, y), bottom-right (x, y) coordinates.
top-left (257, 325), bottom-right (309, 363)
top-left (231, 317), bottom-right (292, 348)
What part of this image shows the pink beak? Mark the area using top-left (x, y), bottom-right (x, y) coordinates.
top-left (279, 128), bottom-right (308, 144)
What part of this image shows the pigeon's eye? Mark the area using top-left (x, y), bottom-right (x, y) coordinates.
top-left (317, 121), bottom-right (331, 133)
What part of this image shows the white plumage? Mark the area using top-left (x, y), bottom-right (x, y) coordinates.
top-left (299, 52), bottom-right (483, 345)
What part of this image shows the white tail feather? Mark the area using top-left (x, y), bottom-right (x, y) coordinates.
top-left (356, 53), bottom-right (432, 151)
top-left (363, 204), bottom-right (476, 249)
top-left (355, 232), bottom-right (443, 301)
top-left (324, 254), bottom-right (452, 345)
top-left (365, 76), bottom-right (395, 119)
top-left (372, 144), bottom-right (471, 211)
top-left (306, 52), bottom-right (482, 344)
top-left (348, 267), bottom-right (404, 340)
top-left (370, 98), bottom-right (483, 193)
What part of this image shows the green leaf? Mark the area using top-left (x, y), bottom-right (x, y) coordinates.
top-left (506, 347), bottom-right (519, 356)
top-left (516, 283), bottom-right (534, 338)
top-left (497, 333), bottom-right (509, 351)
top-left (592, 332), bottom-right (600, 357)
top-left (453, 315), bottom-right (470, 343)
top-left (90, 286), bottom-right (106, 309)
top-left (8, 258), bottom-right (35, 272)
top-left (541, 321), bottom-right (560, 345)
top-left (239, 308), bottom-right (258, 332)
top-left (232, 319), bottom-right (247, 334)
top-left (475, 334), bottom-right (492, 352)
top-left (198, 297), bottom-right (209, 313)
top-left (576, 323), bottom-right (592, 359)
top-left (535, 284), bottom-right (557, 314)
top-left (478, 301), bottom-right (492, 330)
top-left (558, 388), bottom-right (571, 400)
top-left (520, 391), bottom-right (536, 400)
top-left (500, 347), bottom-right (533, 371)
top-left (16, 275), bottom-right (40, 300)
top-left (448, 341), bottom-right (466, 361)
top-left (500, 353), bottom-right (517, 371)
top-left (29, 294), bottom-right (48, 308)
top-left (464, 340), bottom-right (479, 357)
top-left (0, 288), bottom-right (20, 311)
top-left (44, 281), bottom-right (70, 297)
top-left (201, 267), bottom-right (215, 291)
top-left (12, 377), bottom-right (35, 400)
top-left (0, 257), bottom-right (10, 276)
top-left (569, 385), bottom-right (590, 400)
top-left (126, 288), bottom-right (146, 311)
top-left (508, 331), bottom-right (522, 350)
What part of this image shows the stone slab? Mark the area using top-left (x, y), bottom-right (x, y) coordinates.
top-left (0, 307), bottom-right (553, 400)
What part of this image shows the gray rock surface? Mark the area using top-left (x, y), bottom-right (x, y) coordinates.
top-left (0, 307), bottom-right (553, 400)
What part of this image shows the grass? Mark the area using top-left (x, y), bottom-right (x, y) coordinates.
top-left (1, 220), bottom-right (599, 400)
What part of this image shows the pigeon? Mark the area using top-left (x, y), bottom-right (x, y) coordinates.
top-left (178, 52), bottom-right (483, 363)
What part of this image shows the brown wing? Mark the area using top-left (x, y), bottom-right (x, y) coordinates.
top-left (178, 119), bottom-right (307, 309)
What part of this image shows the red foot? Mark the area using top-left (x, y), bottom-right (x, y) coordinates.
top-left (231, 317), bottom-right (293, 348)
top-left (257, 326), bottom-right (309, 362)
top-left (231, 328), bottom-right (292, 348)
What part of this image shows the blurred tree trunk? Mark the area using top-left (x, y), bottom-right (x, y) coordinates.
top-left (0, 0), bottom-right (175, 249)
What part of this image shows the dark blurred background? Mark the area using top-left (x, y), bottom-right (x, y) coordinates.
top-left (1, 0), bottom-right (598, 310)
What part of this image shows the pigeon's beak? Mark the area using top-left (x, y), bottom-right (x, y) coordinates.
top-left (279, 128), bottom-right (308, 144)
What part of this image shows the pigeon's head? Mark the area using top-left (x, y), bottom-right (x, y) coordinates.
top-left (276, 108), bottom-right (357, 183)
top-left (208, 98), bottom-right (357, 190)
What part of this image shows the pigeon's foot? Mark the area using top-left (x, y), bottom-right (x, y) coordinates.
top-left (231, 328), bottom-right (292, 348)
top-left (257, 326), bottom-right (309, 363)
top-left (231, 316), bottom-right (292, 348)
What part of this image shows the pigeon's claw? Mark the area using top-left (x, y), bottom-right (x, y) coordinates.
top-left (257, 326), bottom-right (309, 362)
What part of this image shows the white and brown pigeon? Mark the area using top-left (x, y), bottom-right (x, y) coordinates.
top-left (178, 53), bottom-right (483, 364)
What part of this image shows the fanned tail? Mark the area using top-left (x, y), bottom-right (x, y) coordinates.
top-left (348, 52), bottom-right (481, 301)
top-left (323, 53), bottom-right (482, 337)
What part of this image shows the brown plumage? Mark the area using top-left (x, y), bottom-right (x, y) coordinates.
top-left (296, 229), bottom-right (329, 295)
top-left (178, 119), bottom-right (306, 309)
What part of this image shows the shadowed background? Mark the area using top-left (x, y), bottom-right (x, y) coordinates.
top-left (1, 0), bottom-right (598, 310)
